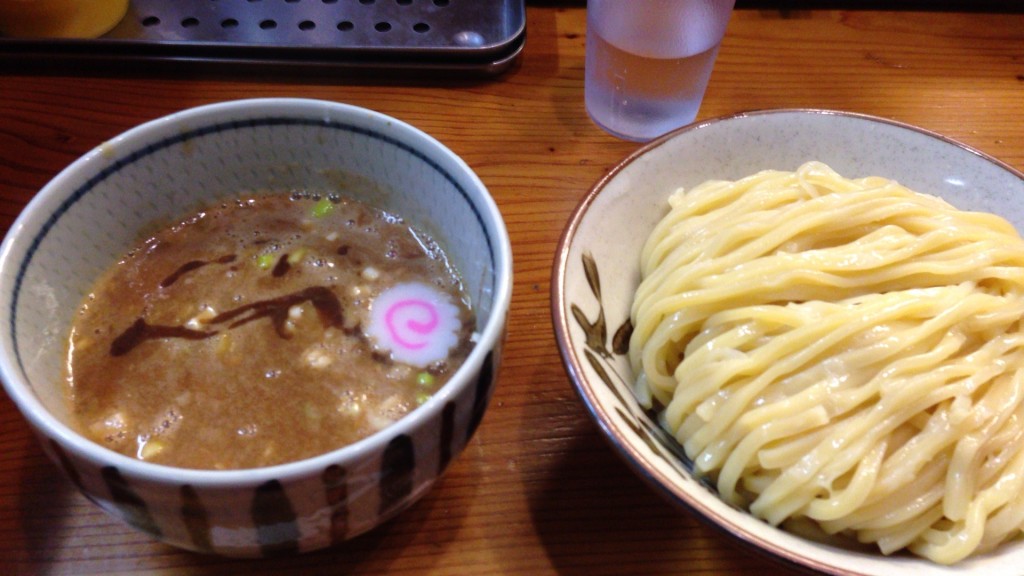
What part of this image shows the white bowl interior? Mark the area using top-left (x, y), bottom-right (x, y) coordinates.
top-left (1, 98), bottom-right (507, 433)
top-left (556, 109), bottom-right (1024, 575)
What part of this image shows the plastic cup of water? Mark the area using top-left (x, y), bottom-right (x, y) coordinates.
top-left (585, 0), bottom-right (735, 142)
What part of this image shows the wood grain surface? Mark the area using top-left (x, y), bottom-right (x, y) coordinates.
top-left (1, 6), bottom-right (1023, 575)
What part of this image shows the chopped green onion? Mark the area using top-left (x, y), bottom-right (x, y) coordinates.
top-left (415, 391), bottom-right (431, 405)
top-left (287, 247), bottom-right (307, 264)
top-left (256, 253), bottom-right (276, 270)
top-left (416, 372), bottom-right (435, 387)
top-left (312, 197), bottom-right (334, 218)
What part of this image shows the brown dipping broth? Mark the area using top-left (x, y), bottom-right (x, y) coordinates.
top-left (65, 192), bottom-right (474, 470)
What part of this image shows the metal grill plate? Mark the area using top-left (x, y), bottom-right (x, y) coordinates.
top-left (1, 0), bottom-right (526, 76)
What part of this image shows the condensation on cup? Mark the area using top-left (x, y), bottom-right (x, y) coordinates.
top-left (585, 0), bottom-right (735, 142)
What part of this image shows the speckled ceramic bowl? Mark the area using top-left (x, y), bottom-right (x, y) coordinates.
top-left (553, 109), bottom-right (1024, 575)
top-left (0, 98), bottom-right (512, 556)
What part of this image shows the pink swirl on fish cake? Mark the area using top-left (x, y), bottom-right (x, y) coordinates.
top-left (385, 298), bottom-right (438, 350)
top-left (367, 282), bottom-right (461, 367)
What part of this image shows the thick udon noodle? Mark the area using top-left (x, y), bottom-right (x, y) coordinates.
top-left (629, 161), bottom-right (1024, 564)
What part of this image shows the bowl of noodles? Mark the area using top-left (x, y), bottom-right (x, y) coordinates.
top-left (552, 109), bottom-right (1024, 575)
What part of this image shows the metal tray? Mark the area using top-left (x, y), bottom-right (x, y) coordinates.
top-left (0, 0), bottom-right (526, 76)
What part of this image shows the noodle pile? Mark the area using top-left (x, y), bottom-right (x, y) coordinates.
top-left (629, 161), bottom-right (1024, 564)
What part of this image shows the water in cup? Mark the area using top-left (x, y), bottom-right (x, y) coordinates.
top-left (585, 0), bottom-right (735, 142)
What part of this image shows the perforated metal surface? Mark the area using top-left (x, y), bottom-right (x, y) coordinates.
top-left (0, 0), bottom-right (525, 75)
top-left (112, 0), bottom-right (522, 53)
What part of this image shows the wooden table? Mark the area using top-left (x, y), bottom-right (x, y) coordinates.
top-left (2, 5), bottom-right (1023, 575)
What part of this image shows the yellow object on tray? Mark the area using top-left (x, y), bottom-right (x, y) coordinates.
top-left (0, 0), bottom-right (128, 38)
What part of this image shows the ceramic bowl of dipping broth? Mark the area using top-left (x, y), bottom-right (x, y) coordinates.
top-left (0, 98), bottom-right (512, 556)
top-left (553, 109), bottom-right (1024, 576)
